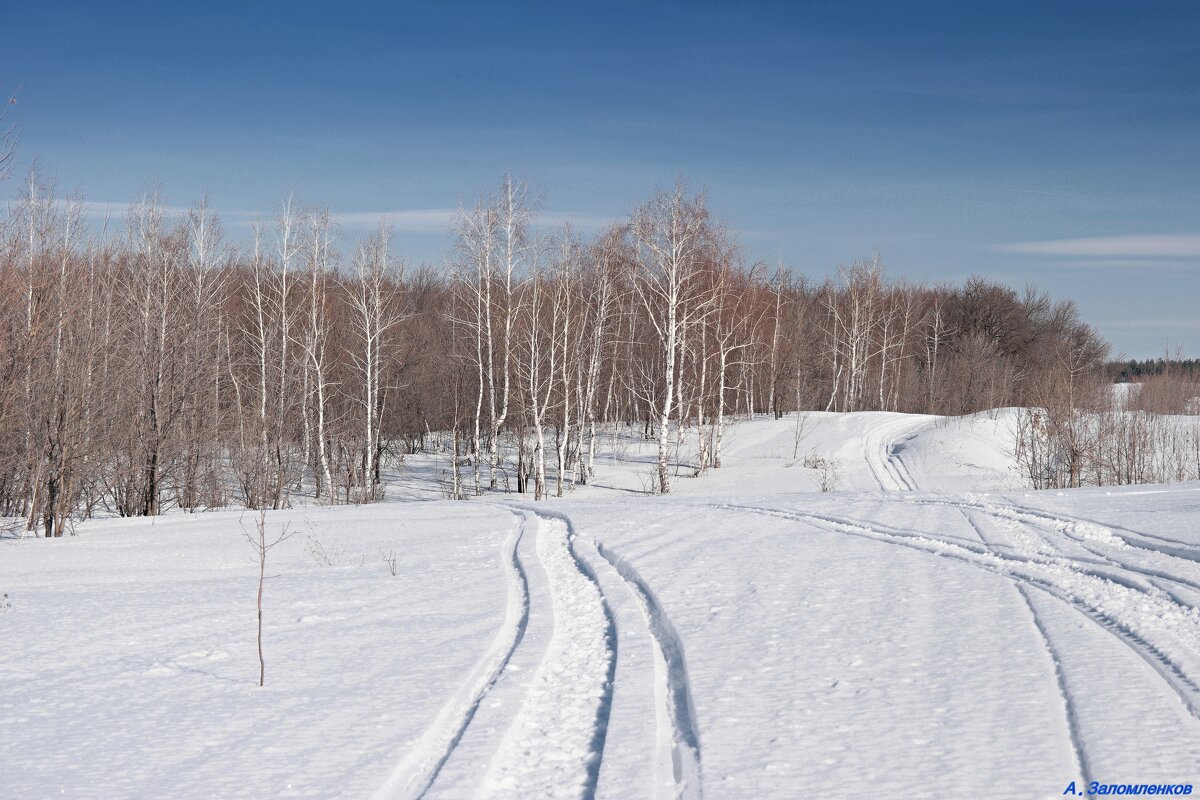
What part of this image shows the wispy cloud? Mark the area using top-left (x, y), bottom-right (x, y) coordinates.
top-left (330, 208), bottom-right (620, 234)
top-left (534, 211), bottom-right (620, 232)
top-left (77, 199), bottom-right (193, 218)
top-left (1100, 318), bottom-right (1200, 331)
top-left (996, 234), bottom-right (1200, 258)
top-left (1004, 258), bottom-right (1200, 272)
top-left (66, 200), bottom-right (258, 222)
top-left (332, 209), bottom-right (457, 232)
top-left (24, 200), bottom-right (622, 237)
top-left (4, 199), bottom-right (195, 219)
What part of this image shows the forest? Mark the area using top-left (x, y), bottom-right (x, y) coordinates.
top-left (1, 173), bottom-right (1187, 536)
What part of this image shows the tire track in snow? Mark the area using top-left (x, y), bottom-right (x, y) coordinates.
top-left (905, 496), bottom-right (1200, 603)
top-left (1011, 583), bottom-right (1095, 789)
top-left (371, 516), bottom-right (530, 800)
top-left (910, 494), bottom-right (1200, 565)
top-left (864, 409), bottom-right (1200, 609)
top-left (591, 538), bottom-right (703, 800)
top-left (976, 497), bottom-right (1200, 569)
top-left (854, 414), bottom-right (1199, 764)
top-left (984, 503), bottom-right (1200, 608)
top-left (868, 414), bottom-right (1200, 584)
top-left (957, 508), bottom-right (1094, 787)
top-left (708, 502), bottom-right (1200, 723)
top-left (479, 510), bottom-right (616, 799)
top-left (862, 415), bottom-right (929, 492)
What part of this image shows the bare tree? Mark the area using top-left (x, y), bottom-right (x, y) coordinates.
top-left (243, 508), bottom-right (295, 687)
top-left (516, 256), bottom-right (559, 500)
top-left (630, 184), bottom-right (719, 494)
top-left (452, 194), bottom-right (497, 496)
top-left (451, 175), bottom-right (530, 494)
top-left (575, 230), bottom-right (622, 483)
top-left (347, 225), bottom-right (405, 501)
top-left (549, 227), bottom-right (583, 497)
top-left (0, 174), bottom-right (1142, 519)
top-left (298, 209), bottom-right (337, 503)
top-left (0, 83), bottom-right (18, 181)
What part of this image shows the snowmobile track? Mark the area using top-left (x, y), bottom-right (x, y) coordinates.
top-left (908, 496), bottom-right (1200, 602)
top-left (862, 414), bottom-right (929, 492)
top-left (709, 501), bottom-right (1200, 725)
top-left (1011, 583), bottom-right (1094, 790)
top-left (372, 514), bottom-right (531, 800)
top-left (478, 508), bottom-right (616, 799)
top-left (592, 538), bottom-right (703, 800)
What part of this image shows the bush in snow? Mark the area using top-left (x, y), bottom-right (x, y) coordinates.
top-left (803, 450), bottom-right (841, 492)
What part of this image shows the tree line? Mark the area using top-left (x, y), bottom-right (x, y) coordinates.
top-left (1107, 358), bottom-right (1200, 383)
top-left (0, 174), bottom-right (1112, 535)
top-left (1017, 358), bottom-right (1200, 489)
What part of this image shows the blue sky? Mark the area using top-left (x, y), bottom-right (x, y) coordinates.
top-left (4, 0), bottom-right (1199, 356)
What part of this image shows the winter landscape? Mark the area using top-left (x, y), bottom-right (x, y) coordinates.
top-left (4, 3), bottom-right (1200, 799)
top-left (5, 409), bottom-right (1200, 798)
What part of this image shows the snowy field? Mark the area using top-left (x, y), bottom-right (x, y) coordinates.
top-left (3, 410), bottom-right (1200, 799)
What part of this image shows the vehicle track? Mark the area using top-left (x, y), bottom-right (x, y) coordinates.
top-left (869, 413), bottom-right (1199, 561)
top-left (706, 501), bottom-right (1200, 723)
top-left (518, 506), bottom-right (703, 799)
top-left (371, 515), bottom-right (530, 800)
top-left (378, 502), bottom-right (699, 800)
top-left (953, 506), bottom-right (1094, 786)
top-left (1012, 583), bottom-right (1094, 790)
top-left (591, 539), bottom-right (702, 800)
top-left (902, 496), bottom-right (1200, 605)
top-left (478, 510), bottom-right (616, 799)
top-left (862, 414), bottom-right (930, 492)
top-left (872, 416), bottom-right (1200, 606)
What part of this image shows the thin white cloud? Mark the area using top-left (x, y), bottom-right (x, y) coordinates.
top-left (534, 212), bottom-right (620, 232)
top-left (1010, 258), bottom-right (1200, 272)
top-left (1101, 318), bottom-right (1200, 331)
top-left (3, 199), bottom-right (194, 218)
top-left (332, 209), bottom-right (457, 232)
top-left (996, 234), bottom-right (1200, 258)
top-left (76, 200), bottom-right (180, 218)
top-left (21, 200), bottom-right (621, 236)
top-left (331, 209), bottom-right (621, 234)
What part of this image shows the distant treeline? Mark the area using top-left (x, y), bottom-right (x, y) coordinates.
top-left (1, 173), bottom-right (1110, 535)
top-left (1108, 359), bottom-right (1200, 382)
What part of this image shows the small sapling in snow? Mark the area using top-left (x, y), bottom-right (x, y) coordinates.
top-left (380, 547), bottom-right (399, 576)
top-left (242, 509), bottom-right (295, 687)
top-left (304, 531), bottom-right (348, 567)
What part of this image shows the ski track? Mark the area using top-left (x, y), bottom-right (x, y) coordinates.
top-left (707, 501), bottom-right (1200, 725)
top-left (591, 539), bottom-right (703, 800)
top-left (371, 515), bottom-right (530, 800)
top-left (956, 506), bottom-right (1094, 787)
top-left (900, 495), bottom-right (1200, 605)
top-left (1011, 583), bottom-right (1095, 790)
top-left (862, 414), bottom-right (928, 492)
top-left (478, 510), bottom-right (616, 800)
top-left (374, 503), bottom-right (697, 800)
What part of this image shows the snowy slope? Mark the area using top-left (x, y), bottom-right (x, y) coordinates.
top-left (3, 412), bottom-right (1199, 799)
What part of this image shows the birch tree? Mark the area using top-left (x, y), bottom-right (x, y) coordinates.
top-left (630, 185), bottom-right (718, 494)
top-left (347, 225), bottom-right (404, 501)
top-left (299, 209), bottom-right (337, 503)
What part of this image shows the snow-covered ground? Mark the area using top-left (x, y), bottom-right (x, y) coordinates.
top-left (4, 411), bottom-right (1200, 799)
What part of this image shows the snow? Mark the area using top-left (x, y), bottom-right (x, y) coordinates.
top-left (477, 513), bottom-right (613, 799)
top-left (4, 411), bottom-right (1200, 798)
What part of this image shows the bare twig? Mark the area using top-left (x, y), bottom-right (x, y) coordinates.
top-left (242, 508), bottom-right (295, 687)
